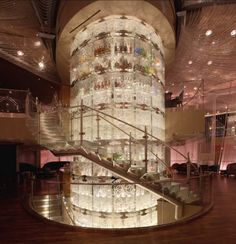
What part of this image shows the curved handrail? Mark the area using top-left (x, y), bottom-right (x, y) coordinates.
top-left (68, 104), bottom-right (188, 161)
top-left (183, 82), bottom-right (203, 107)
top-left (34, 173), bottom-right (212, 186)
top-left (31, 101), bottom-right (199, 174)
top-left (97, 114), bottom-right (172, 176)
top-left (23, 173), bottom-right (213, 229)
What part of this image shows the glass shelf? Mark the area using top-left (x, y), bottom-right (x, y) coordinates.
top-left (69, 16), bottom-right (166, 228)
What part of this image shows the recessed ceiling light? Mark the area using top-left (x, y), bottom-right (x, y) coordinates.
top-left (17, 50), bottom-right (24, 56)
top-left (38, 61), bottom-right (45, 69)
top-left (193, 87), bottom-right (198, 90)
top-left (207, 60), bottom-right (213, 65)
top-left (171, 83), bottom-right (174, 86)
top-left (73, 68), bottom-right (77, 72)
top-left (185, 92), bottom-right (188, 96)
top-left (188, 60), bottom-right (193, 65)
top-left (212, 41), bottom-right (216, 45)
top-left (34, 41), bottom-right (41, 46)
top-left (205, 30), bottom-right (212, 36)
top-left (231, 30), bottom-right (236, 36)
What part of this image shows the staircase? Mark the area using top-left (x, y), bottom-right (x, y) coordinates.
top-left (39, 112), bottom-right (67, 144)
top-left (31, 194), bottom-right (63, 222)
top-left (26, 110), bottom-right (67, 144)
top-left (52, 144), bottom-right (199, 206)
top-left (26, 105), bottom-right (201, 216)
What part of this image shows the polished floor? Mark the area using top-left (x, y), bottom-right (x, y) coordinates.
top-left (0, 175), bottom-right (236, 244)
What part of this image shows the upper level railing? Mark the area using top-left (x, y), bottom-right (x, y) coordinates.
top-left (0, 88), bottom-right (37, 116)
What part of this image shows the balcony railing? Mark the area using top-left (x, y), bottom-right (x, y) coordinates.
top-left (0, 88), bottom-right (37, 117)
top-left (21, 173), bottom-right (213, 229)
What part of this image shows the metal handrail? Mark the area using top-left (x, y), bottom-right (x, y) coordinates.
top-left (61, 198), bottom-right (76, 225)
top-left (23, 173), bottom-right (213, 229)
top-left (97, 114), bottom-right (172, 175)
top-left (67, 103), bottom-right (188, 160)
top-left (31, 101), bottom-right (200, 177)
top-left (39, 173), bottom-right (212, 186)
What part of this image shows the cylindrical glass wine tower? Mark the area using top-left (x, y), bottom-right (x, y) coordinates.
top-left (69, 15), bottom-right (166, 228)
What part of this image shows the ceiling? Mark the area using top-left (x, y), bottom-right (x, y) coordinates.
top-left (0, 0), bottom-right (58, 83)
top-left (0, 0), bottom-right (236, 111)
top-left (166, 2), bottom-right (236, 113)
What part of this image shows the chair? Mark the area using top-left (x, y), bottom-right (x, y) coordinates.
top-left (19, 162), bottom-right (37, 174)
top-left (226, 163), bottom-right (236, 177)
top-left (38, 161), bottom-right (70, 178)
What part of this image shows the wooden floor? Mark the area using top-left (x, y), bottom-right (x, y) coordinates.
top-left (1, 175), bottom-right (236, 244)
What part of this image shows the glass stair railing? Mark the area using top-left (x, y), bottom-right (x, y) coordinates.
top-left (26, 102), bottom-right (201, 212)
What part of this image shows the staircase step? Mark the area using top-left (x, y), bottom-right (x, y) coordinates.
top-left (169, 182), bottom-right (180, 194)
top-left (128, 166), bottom-right (146, 178)
top-left (34, 209), bottom-right (62, 217)
top-left (26, 113), bottom-right (201, 207)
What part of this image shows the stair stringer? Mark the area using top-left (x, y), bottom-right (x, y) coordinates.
top-left (51, 145), bottom-right (184, 218)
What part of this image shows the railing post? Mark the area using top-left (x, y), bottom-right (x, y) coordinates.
top-left (37, 103), bottom-right (41, 145)
top-left (25, 92), bottom-right (30, 115)
top-left (187, 152), bottom-right (191, 180)
top-left (143, 126), bottom-right (148, 173)
top-left (58, 101), bottom-right (62, 127)
top-left (31, 177), bottom-right (34, 199)
top-left (96, 113), bottom-right (100, 140)
top-left (70, 112), bottom-right (73, 141)
top-left (79, 99), bottom-right (85, 146)
top-left (129, 132), bottom-right (132, 166)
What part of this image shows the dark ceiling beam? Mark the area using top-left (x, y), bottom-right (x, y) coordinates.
top-left (31, 0), bottom-right (60, 62)
top-left (174, 0), bottom-right (184, 45)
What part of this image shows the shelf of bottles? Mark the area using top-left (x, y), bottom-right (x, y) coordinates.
top-left (69, 15), bottom-right (166, 228)
top-left (71, 15), bottom-right (165, 139)
top-left (70, 157), bottom-right (159, 228)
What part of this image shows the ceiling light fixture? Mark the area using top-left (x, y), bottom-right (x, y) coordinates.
top-left (207, 60), bottom-right (213, 65)
top-left (231, 30), bottom-right (236, 36)
top-left (194, 87), bottom-right (198, 90)
top-left (205, 30), bottom-right (212, 36)
top-left (188, 60), bottom-right (193, 65)
top-left (38, 61), bottom-right (45, 69)
top-left (34, 41), bottom-right (41, 47)
top-left (212, 41), bottom-right (216, 45)
top-left (17, 50), bottom-right (24, 56)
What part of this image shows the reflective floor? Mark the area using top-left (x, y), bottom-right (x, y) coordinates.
top-left (0, 175), bottom-right (236, 243)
